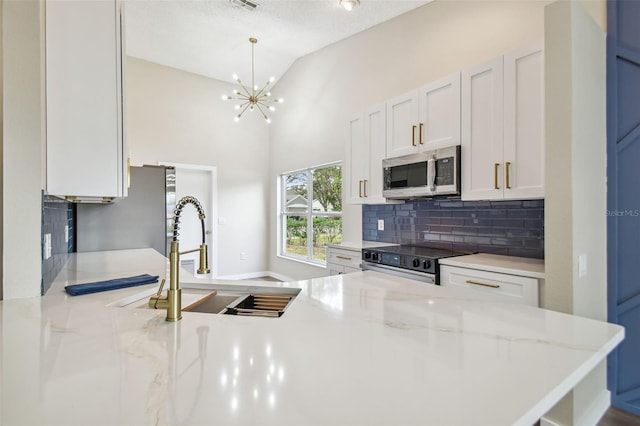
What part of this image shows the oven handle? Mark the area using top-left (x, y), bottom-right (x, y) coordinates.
top-left (361, 262), bottom-right (436, 284)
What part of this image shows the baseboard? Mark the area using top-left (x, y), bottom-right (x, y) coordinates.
top-left (540, 390), bottom-right (610, 426)
top-left (215, 271), bottom-right (294, 282)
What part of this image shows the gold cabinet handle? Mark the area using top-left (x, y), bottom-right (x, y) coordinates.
top-left (363, 179), bottom-right (368, 197)
top-left (419, 123), bottom-right (424, 145)
top-left (336, 255), bottom-right (352, 261)
top-left (358, 180), bottom-right (363, 198)
top-left (466, 280), bottom-right (500, 289)
top-left (505, 162), bottom-right (511, 189)
top-left (412, 125), bottom-right (417, 146)
top-left (494, 163), bottom-right (500, 189)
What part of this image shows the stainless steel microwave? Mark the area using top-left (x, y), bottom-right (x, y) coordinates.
top-left (382, 145), bottom-right (461, 199)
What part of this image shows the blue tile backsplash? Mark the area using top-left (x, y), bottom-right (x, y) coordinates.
top-left (42, 194), bottom-right (75, 295)
top-left (363, 199), bottom-right (544, 259)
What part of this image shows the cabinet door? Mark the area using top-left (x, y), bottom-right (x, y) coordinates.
top-left (386, 90), bottom-right (420, 158)
top-left (503, 41), bottom-right (545, 199)
top-left (345, 113), bottom-right (367, 205)
top-left (46, 0), bottom-right (127, 199)
top-left (418, 72), bottom-right (461, 150)
top-left (461, 57), bottom-right (504, 200)
top-left (364, 104), bottom-right (387, 204)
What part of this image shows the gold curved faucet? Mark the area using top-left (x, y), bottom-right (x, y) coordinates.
top-left (149, 196), bottom-right (210, 321)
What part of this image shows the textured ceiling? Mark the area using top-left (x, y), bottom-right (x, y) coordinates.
top-left (125, 0), bottom-right (432, 85)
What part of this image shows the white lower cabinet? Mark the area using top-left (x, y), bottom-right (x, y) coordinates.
top-left (440, 265), bottom-right (539, 307)
top-left (326, 246), bottom-right (362, 276)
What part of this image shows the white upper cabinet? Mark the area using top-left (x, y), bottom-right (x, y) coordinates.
top-left (345, 113), bottom-right (367, 205)
top-left (46, 0), bottom-right (128, 201)
top-left (386, 72), bottom-right (461, 158)
top-left (461, 57), bottom-right (504, 200)
top-left (418, 73), bottom-right (461, 150)
top-left (461, 41), bottom-right (544, 201)
top-left (503, 42), bottom-right (545, 199)
top-left (345, 104), bottom-right (392, 205)
top-left (385, 91), bottom-right (420, 157)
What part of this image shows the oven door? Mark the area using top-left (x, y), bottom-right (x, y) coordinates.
top-left (361, 261), bottom-right (436, 284)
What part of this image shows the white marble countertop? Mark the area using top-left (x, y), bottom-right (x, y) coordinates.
top-left (439, 253), bottom-right (546, 279)
top-left (0, 249), bottom-right (622, 425)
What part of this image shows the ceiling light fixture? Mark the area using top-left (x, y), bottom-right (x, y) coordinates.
top-left (340, 0), bottom-right (360, 11)
top-left (222, 37), bottom-right (283, 124)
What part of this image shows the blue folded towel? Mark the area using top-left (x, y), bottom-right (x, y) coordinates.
top-left (65, 274), bottom-right (160, 296)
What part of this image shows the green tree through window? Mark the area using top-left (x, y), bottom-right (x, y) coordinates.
top-left (281, 163), bottom-right (342, 264)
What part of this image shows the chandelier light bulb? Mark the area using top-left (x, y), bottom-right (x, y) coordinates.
top-left (277, 98), bottom-right (284, 103)
top-left (222, 37), bottom-right (283, 123)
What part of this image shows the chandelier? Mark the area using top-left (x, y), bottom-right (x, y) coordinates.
top-left (222, 37), bottom-right (283, 124)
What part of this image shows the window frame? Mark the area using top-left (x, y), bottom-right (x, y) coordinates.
top-left (278, 161), bottom-right (342, 266)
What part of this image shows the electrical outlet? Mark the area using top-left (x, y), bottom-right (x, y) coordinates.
top-left (64, 225), bottom-right (69, 243)
top-left (377, 219), bottom-right (385, 231)
top-left (240, 252), bottom-right (247, 260)
top-left (44, 233), bottom-right (52, 260)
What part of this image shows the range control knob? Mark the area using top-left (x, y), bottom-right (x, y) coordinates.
top-left (423, 259), bottom-right (432, 270)
top-left (412, 258), bottom-right (421, 268)
top-left (371, 253), bottom-right (379, 261)
top-left (363, 251), bottom-right (371, 260)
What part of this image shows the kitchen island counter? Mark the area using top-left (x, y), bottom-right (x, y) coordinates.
top-left (0, 249), bottom-right (623, 425)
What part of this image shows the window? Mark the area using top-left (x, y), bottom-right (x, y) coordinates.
top-left (280, 163), bottom-right (342, 265)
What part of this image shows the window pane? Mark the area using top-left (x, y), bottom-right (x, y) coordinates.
top-left (284, 215), bottom-right (308, 258)
top-left (285, 172), bottom-right (308, 213)
top-left (312, 165), bottom-right (342, 213)
top-left (312, 216), bottom-right (343, 262)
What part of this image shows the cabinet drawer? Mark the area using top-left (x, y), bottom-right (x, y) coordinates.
top-left (327, 263), bottom-right (362, 277)
top-left (327, 247), bottom-right (361, 269)
top-left (440, 265), bottom-right (539, 307)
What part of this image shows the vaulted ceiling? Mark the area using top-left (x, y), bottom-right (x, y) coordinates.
top-left (125, 0), bottom-right (432, 85)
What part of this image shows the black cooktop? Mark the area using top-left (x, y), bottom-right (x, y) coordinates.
top-left (367, 244), bottom-right (474, 259)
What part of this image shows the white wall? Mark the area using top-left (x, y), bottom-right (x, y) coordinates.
top-left (2, 0), bottom-right (46, 299)
top-left (544, 1), bottom-right (608, 424)
top-left (268, 0), bottom-right (554, 279)
top-left (126, 58), bottom-right (270, 278)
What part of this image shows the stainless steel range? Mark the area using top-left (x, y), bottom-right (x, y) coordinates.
top-left (361, 245), bottom-right (473, 284)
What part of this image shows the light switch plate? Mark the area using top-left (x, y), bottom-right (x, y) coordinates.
top-left (240, 252), bottom-right (247, 260)
top-left (377, 219), bottom-right (385, 231)
top-left (578, 254), bottom-right (587, 277)
top-left (64, 225), bottom-right (69, 243)
top-left (44, 233), bottom-right (52, 260)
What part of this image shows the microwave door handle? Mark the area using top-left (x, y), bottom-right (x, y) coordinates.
top-left (427, 157), bottom-right (436, 192)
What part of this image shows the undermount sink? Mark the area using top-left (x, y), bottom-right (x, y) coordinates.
top-left (109, 282), bottom-right (300, 318)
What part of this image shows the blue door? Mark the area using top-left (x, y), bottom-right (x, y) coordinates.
top-left (607, 0), bottom-right (640, 416)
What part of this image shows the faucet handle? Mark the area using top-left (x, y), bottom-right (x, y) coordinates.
top-left (197, 244), bottom-right (211, 275)
top-left (156, 278), bottom-right (166, 296)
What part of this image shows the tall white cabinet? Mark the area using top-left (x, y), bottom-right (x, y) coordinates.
top-left (46, 0), bottom-right (128, 201)
top-left (386, 72), bottom-right (461, 158)
top-left (345, 104), bottom-right (388, 205)
top-left (461, 41), bottom-right (544, 200)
